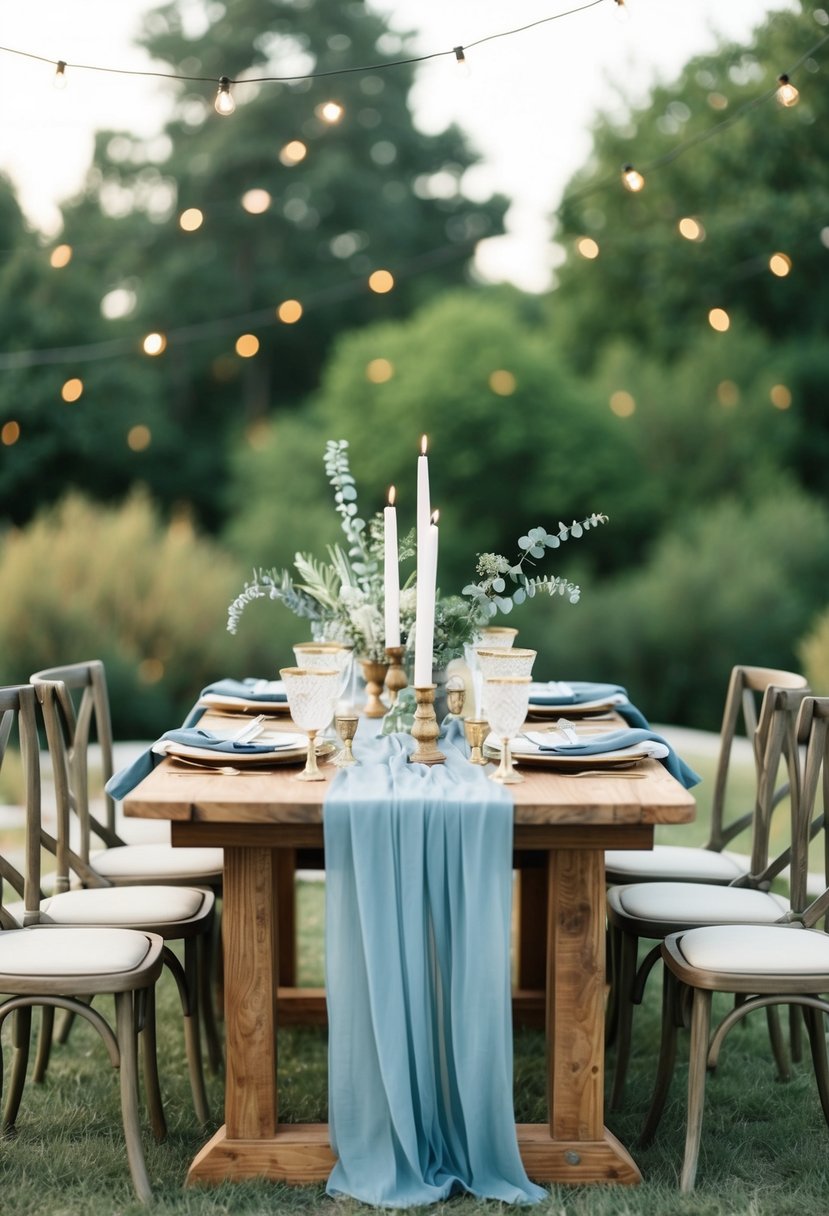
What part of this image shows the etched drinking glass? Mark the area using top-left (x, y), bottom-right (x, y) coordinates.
top-left (476, 648), bottom-right (537, 718)
top-left (293, 642), bottom-right (355, 730)
top-left (484, 675), bottom-right (531, 784)
top-left (279, 666), bottom-right (341, 781)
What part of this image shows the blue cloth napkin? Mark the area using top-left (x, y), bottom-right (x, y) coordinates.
top-left (529, 680), bottom-right (650, 729)
top-left (105, 728), bottom-right (284, 799)
top-left (324, 718), bottom-right (545, 1208)
top-left (181, 677), bottom-right (287, 728)
top-left (536, 726), bottom-right (701, 789)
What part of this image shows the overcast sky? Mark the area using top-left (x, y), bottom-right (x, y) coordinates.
top-left (0, 0), bottom-right (800, 290)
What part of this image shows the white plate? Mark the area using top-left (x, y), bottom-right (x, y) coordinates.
top-left (484, 736), bottom-right (650, 770)
top-left (199, 693), bottom-right (291, 714)
top-left (527, 696), bottom-right (618, 718)
top-left (164, 738), bottom-right (332, 767)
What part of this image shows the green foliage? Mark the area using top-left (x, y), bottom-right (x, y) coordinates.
top-left (799, 607), bottom-right (829, 696)
top-left (0, 491), bottom-right (271, 735)
top-left (544, 485), bottom-right (829, 729)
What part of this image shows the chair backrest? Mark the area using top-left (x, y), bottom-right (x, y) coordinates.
top-left (0, 684), bottom-right (44, 928)
top-left (706, 664), bottom-right (808, 859)
top-left (791, 696), bottom-right (829, 927)
top-left (30, 665), bottom-right (121, 885)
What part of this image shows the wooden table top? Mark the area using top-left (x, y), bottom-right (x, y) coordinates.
top-left (123, 710), bottom-right (696, 831)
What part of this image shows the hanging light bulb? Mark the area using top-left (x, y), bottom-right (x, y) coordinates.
top-left (214, 76), bottom-right (236, 116)
top-left (453, 46), bottom-right (471, 77)
top-left (54, 60), bottom-right (67, 90)
top-left (621, 163), bottom-right (645, 192)
top-left (776, 73), bottom-right (799, 107)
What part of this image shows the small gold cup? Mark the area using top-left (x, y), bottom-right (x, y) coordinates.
top-left (463, 719), bottom-right (489, 766)
top-left (332, 714), bottom-right (359, 767)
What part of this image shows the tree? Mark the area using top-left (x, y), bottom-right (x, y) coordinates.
top-left (552, 5), bottom-right (829, 368)
top-left (0, 0), bottom-right (507, 527)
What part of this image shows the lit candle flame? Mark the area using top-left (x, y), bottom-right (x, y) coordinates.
top-left (388, 485), bottom-right (396, 506)
top-left (421, 434), bottom-right (428, 455)
top-left (431, 510), bottom-right (439, 525)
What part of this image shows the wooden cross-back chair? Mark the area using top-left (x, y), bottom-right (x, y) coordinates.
top-left (0, 683), bottom-right (165, 1203)
top-left (644, 694), bottom-right (829, 1192)
top-left (606, 682), bottom-right (810, 1109)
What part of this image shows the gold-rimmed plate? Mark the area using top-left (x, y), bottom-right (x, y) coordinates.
top-left (164, 738), bottom-right (335, 767)
top-left (526, 697), bottom-right (618, 719)
top-left (483, 742), bottom-right (649, 770)
top-left (199, 693), bottom-right (292, 715)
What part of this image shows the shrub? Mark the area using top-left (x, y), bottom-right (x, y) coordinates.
top-left (0, 491), bottom-right (274, 737)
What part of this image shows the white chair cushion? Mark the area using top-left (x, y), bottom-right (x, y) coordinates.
top-left (91, 844), bottom-right (223, 881)
top-left (617, 881), bottom-right (788, 924)
top-left (677, 924), bottom-right (829, 974)
top-left (605, 845), bottom-right (749, 882)
top-left (0, 926), bottom-right (151, 975)
top-left (40, 885), bottom-right (207, 926)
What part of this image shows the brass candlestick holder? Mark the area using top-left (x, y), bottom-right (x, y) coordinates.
top-left (384, 646), bottom-right (408, 705)
top-left (408, 685), bottom-right (446, 765)
top-left (360, 658), bottom-right (389, 718)
top-left (464, 719), bottom-right (489, 766)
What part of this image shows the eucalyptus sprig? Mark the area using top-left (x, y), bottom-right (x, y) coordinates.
top-left (462, 514), bottom-right (608, 617)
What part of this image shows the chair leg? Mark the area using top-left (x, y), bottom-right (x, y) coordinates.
top-left (56, 1006), bottom-right (76, 1044)
top-left (605, 923), bottom-right (620, 1047)
top-left (804, 1005), bottom-right (829, 1127)
top-left (765, 1004), bottom-right (790, 1082)
top-left (140, 987), bottom-right (167, 1143)
top-left (790, 1003), bottom-right (804, 1065)
top-left (609, 930), bottom-right (638, 1110)
top-left (183, 940), bottom-right (210, 1125)
top-left (198, 930), bottom-right (223, 1074)
top-left (114, 991), bottom-right (153, 1204)
top-left (32, 1004), bottom-right (55, 1083)
top-left (213, 901), bottom-right (224, 1019)
top-left (680, 988), bottom-right (712, 1194)
top-left (640, 968), bottom-right (680, 1147)
top-left (2, 1006), bottom-right (33, 1131)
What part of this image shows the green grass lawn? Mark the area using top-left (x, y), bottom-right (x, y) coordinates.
top-left (2, 743), bottom-right (829, 1215)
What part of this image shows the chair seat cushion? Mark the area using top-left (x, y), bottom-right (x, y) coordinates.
top-left (675, 924), bottom-right (829, 974)
top-left (91, 844), bottom-right (223, 881)
top-left (40, 885), bottom-right (208, 926)
top-left (605, 845), bottom-right (750, 883)
top-left (615, 881), bottom-right (788, 924)
top-left (0, 926), bottom-right (152, 975)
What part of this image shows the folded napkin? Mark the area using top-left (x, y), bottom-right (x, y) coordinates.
top-left (528, 680), bottom-right (650, 729)
top-left (181, 677), bottom-right (287, 728)
top-left (529, 726), bottom-right (701, 789)
top-left (105, 727), bottom-right (289, 799)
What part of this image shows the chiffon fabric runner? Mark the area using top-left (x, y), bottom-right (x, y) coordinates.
top-left (324, 719), bottom-right (545, 1207)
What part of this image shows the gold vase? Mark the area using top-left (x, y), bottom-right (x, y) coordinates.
top-left (360, 658), bottom-right (389, 718)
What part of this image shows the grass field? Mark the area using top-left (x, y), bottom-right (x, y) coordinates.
top-left (2, 741), bottom-right (829, 1216)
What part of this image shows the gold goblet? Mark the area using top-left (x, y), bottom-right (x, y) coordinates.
top-left (332, 714), bottom-right (359, 767)
top-left (463, 718), bottom-right (489, 766)
top-left (279, 667), bottom-right (340, 781)
top-left (484, 675), bottom-right (531, 785)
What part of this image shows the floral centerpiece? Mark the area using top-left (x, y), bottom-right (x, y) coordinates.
top-left (227, 440), bottom-right (607, 666)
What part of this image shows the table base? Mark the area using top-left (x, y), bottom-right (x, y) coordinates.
top-left (186, 1124), bottom-right (640, 1187)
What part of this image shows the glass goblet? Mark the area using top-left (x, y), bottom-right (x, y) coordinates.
top-left (293, 642), bottom-right (355, 731)
top-left (279, 667), bottom-right (341, 781)
top-left (476, 648), bottom-right (537, 718)
top-left (484, 675), bottom-right (531, 784)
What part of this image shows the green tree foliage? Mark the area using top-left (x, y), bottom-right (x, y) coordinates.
top-left (553, 4), bottom-right (829, 367)
top-left (224, 288), bottom-right (652, 593)
top-left (545, 485), bottom-right (829, 729)
top-left (0, 491), bottom-right (273, 735)
top-left (0, 0), bottom-right (506, 528)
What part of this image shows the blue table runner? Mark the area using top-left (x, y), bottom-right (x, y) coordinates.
top-left (323, 720), bottom-right (545, 1207)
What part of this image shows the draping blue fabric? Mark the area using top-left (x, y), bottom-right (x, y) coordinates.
top-left (324, 719), bottom-right (545, 1208)
top-left (529, 680), bottom-right (650, 729)
top-left (104, 728), bottom-right (285, 799)
top-left (537, 726), bottom-right (701, 788)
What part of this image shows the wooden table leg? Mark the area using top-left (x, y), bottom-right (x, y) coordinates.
top-left (186, 845), bottom-right (335, 1185)
top-left (515, 860), bottom-right (547, 1028)
top-left (516, 847), bottom-right (641, 1184)
top-left (276, 847), bottom-right (297, 987)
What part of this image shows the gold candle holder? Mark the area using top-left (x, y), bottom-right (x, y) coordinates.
top-left (359, 658), bottom-right (389, 718)
top-left (408, 685), bottom-right (446, 765)
top-left (384, 646), bottom-right (408, 705)
top-left (332, 714), bottom-right (359, 767)
top-left (463, 719), bottom-right (489, 766)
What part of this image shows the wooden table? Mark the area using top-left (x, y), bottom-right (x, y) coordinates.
top-left (124, 720), bottom-right (694, 1188)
